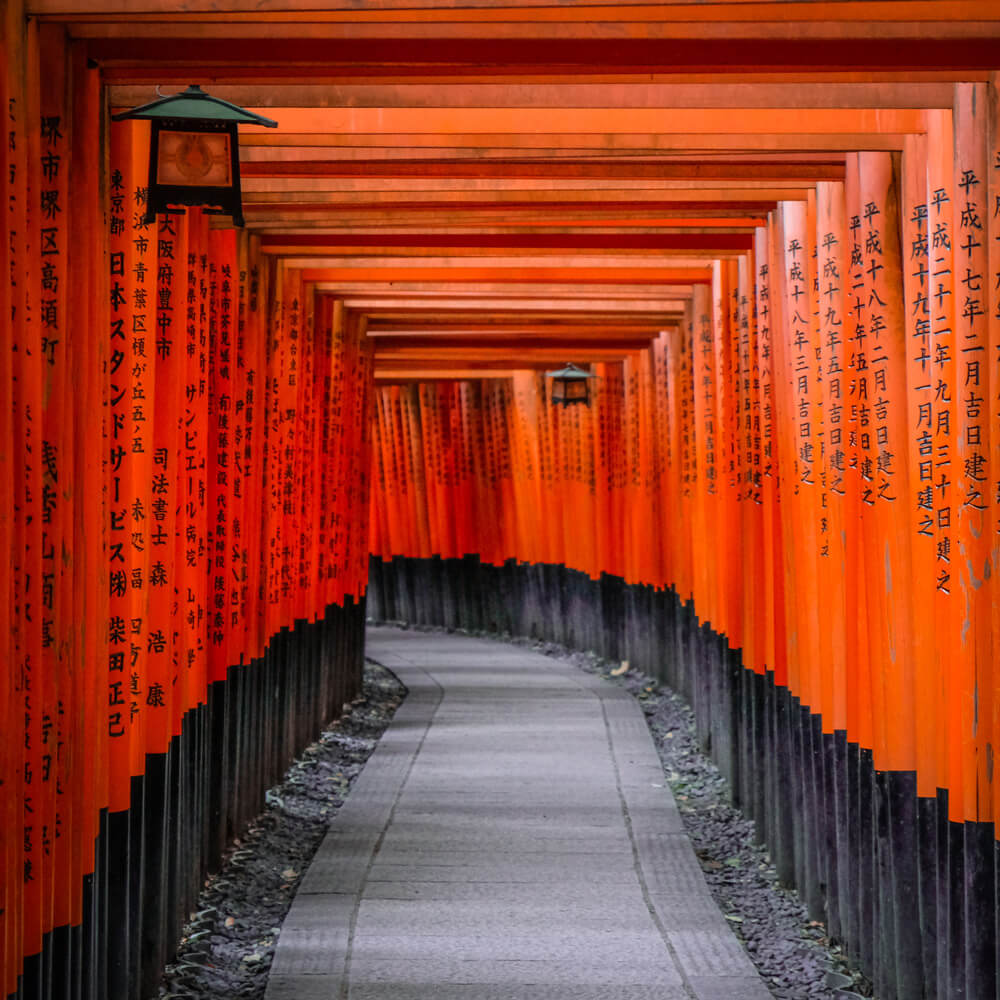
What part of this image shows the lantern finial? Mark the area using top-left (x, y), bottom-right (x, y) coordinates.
top-left (112, 85), bottom-right (277, 227)
top-left (545, 362), bottom-right (598, 406)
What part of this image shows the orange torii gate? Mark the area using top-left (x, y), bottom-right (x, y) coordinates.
top-left (4, 3), bottom-right (1000, 1000)
top-left (368, 122), bottom-right (1000, 1000)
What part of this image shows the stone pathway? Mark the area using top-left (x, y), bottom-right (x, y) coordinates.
top-left (265, 627), bottom-right (773, 1000)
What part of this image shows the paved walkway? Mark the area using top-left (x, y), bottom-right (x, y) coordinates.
top-left (266, 627), bottom-right (772, 1000)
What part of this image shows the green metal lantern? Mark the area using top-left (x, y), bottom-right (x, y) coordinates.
top-left (112, 85), bottom-right (277, 228)
top-left (546, 363), bottom-right (598, 406)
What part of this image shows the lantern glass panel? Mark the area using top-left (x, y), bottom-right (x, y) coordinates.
top-left (565, 380), bottom-right (589, 402)
top-left (156, 129), bottom-right (232, 187)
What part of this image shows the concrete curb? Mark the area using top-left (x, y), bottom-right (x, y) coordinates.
top-left (266, 650), bottom-right (443, 998)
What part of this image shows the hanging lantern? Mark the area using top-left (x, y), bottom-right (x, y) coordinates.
top-left (546, 363), bottom-right (598, 406)
top-left (111, 85), bottom-right (277, 228)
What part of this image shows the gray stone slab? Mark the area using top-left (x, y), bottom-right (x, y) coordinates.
top-left (349, 986), bottom-right (687, 1000)
top-left (356, 898), bottom-right (655, 932)
top-left (366, 860), bottom-right (641, 883)
top-left (607, 715), bottom-right (659, 745)
top-left (351, 929), bottom-right (669, 963)
top-left (394, 803), bottom-right (622, 819)
top-left (398, 776), bottom-right (617, 789)
top-left (282, 893), bottom-right (355, 929)
top-left (647, 892), bottom-right (730, 931)
top-left (635, 831), bottom-right (705, 869)
top-left (628, 803), bottom-right (688, 839)
top-left (267, 628), bottom-right (770, 999)
top-left (308, 833), bottom-right (378, 862)
top-left (266, 975), bottom-right (340, 999)
top-left (377, 832), bottom-right (633, 853)
top-left (618, 758), bottom-right (671, 780)
top-left (341, 756), bottom-right (413, 785)
top-left (689, 976), bottom-right (776, 1000)
top-left (382, 803), bottom-right (625, 823)
top-left (269, 926), bottom-right (350, 975)
top-left (360, 880), bottom-right (645, 904)
top-left (643, 860), bottom-right (713, 895)
top-left (372, 852), bottom-right (637, 872)
top-left (297, 855), bottom-right (370, 895)
top-left (347, 957), bottom-right (686, 986)
top-left (667, 928), bottom-right (760, 978)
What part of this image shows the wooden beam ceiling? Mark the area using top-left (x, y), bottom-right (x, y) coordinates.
top-left (36, 0), bottom-right (1000, 380)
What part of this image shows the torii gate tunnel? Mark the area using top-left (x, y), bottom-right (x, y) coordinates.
top-left (4, 3), bottom-right (1000, 999)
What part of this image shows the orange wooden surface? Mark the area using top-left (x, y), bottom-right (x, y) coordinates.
top-left (9, 8), bottom-right (1000, 994)
top-left (926, 109), bottom-right (964, 821)
top-left (988, 74), bottom-right (1000, 829)
top-left (2, 15), bottom-right (17, 989)
top-left (953, 83), bottom-right (994, 823)
top-left (815, 181), bottom-right (849, 732)
top-left (0, 55), bottom-right (377, 987)
top-left (367, 88), bottom-right (1000, 830)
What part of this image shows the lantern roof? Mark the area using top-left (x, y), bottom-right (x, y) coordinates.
top-left (546, 363), bottom-right (597, 381)
top-left (112, 85), bottom-right (278, 127)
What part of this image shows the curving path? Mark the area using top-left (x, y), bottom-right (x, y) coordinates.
top-left (265, 627), bottom-right (773, 1000)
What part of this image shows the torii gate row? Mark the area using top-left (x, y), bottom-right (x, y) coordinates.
top-left (4, 4), bottom-right (1000, 1000)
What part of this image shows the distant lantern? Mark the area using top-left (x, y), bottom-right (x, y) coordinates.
top-left (111, 85), bottom-right (277, 228)
top-left (546, 363), bottom-right (598, 406)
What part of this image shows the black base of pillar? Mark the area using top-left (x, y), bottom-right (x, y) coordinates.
top-left (367, 554), bottom-right (999, 1000)
top-left (7, 597), bottom-right (366, 1000)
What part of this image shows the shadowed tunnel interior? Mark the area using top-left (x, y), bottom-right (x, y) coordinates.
top-left (3, 3), bottom-right (1000, 999)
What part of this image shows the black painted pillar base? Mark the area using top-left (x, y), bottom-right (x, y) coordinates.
top-left (8, 598), bottom-right (366, 1000)
top-left (366, 554), bottom-right (1000, 1000)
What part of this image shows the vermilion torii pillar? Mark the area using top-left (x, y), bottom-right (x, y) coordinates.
top-left (4, 4), bottom-right (1000, 1000)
